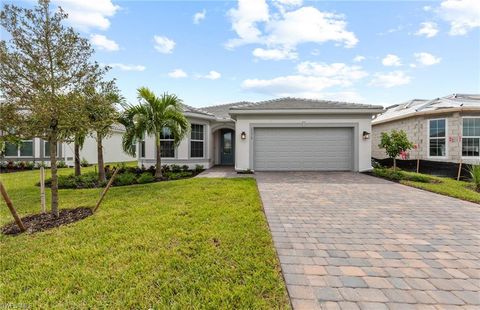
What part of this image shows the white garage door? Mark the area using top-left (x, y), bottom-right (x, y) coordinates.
top-left (253, 127), bottom-right (354, 171)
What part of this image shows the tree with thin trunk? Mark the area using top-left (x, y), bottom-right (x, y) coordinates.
top-left (85, 80), bottom-right (122, 182)
top-left (73, 132), bottom-right (86, 176)
top-left (379, 130), bottom-right (414, 171)
top-left (0, 0), bottom-right (102, 216)
top-left (121, 88), bottom-right (189, 179)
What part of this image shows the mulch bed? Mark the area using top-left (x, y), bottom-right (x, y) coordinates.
top-left (2, 207), bottom-right (93, 236)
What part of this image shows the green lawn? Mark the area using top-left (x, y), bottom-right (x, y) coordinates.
top-left (0, 167), bottom-right (290, 309)
top-left (372, 168), bottom-right (480, 204)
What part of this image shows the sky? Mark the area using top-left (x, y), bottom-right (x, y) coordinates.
top-left (6, 0), bottom-right (480, 107)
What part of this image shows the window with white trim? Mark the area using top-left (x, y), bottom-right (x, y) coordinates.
top-left (160, 127), bottom-right (175, 158)
top-left (429, 119), bottom-right (446, 157)
top-left (4, 140), bottom-right (33, 157)
top-left (140, 140), bottom-right (145, 158)
top-left (462, 118), bottom-right (480, 157)
top-left (190, 124), bottom-right (204, 158)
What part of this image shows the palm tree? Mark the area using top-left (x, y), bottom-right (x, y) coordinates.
top-left (121, 87), bottom-right (189, 179)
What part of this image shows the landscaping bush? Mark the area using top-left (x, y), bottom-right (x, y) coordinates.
top-left (181, 165), bottom-right (189, 172)
top-left (137, 172), bottom-right (155, 184)
top-left (469, 164), bottom-right (480, 192)
top-left (194, 165), bottom-right (204, 174)
top-left (165, 171), bottom-right (193, 180)
top-left (372, 168), bottom-right (432, 183)
top-left (162, 164), bottom-right (170, 173)
top-left (80, 158), bottom-right (89, 167)
top-left (170, 164), bottom-right (181, 173)
top-left (46, 171), bottom-right (99, 189)
top-left (57, 160), bottom-right (67, 168)
top-left (113, 172), bottom-right (137, 186)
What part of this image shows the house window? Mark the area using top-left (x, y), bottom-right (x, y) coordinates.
top-left (429, 119), bottom-right (446, 157)
top-left (44, 141), bottom-right (50, 157)
top-left (160, 127), bottom-right (175, 158)
top-left (462, 118), bottom-right (480, 157)
top-left (5, 142), bottom-right (17, 157)
top-left (4, 140), bottom-right (33, 157)
top-left (190, 124), bottom-right (204, 158)
top-left (140, 140), bottom-right (145, 158)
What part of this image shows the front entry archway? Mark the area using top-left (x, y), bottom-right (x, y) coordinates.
top-left (220, 129), bottom-right (234, 165)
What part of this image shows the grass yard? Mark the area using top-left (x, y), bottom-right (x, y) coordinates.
top-left (372, 168), bottom-right (480, 204)
top-left (0, 167), bottom-right (290, 309)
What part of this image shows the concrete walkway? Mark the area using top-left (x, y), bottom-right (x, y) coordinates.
top-left (195, 166), bottom-right (252, 178)
top-left (256, 172), bottom-right (480, 309)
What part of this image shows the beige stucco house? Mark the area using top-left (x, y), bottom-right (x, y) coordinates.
top-left (139, 98), bottom-right (384, 172)
top-left (372, 94), bottom-right (480, 165)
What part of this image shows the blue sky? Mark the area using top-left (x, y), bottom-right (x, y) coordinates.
top-left (10, 0), bottom-right (480, 107)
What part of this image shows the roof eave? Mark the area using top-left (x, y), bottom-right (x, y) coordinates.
top-left (229, 108), bottom-right (384, 116)
top-left (372, 106), bottom-right (480, 125)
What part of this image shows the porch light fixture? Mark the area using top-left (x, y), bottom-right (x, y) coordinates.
top-left (362, 131), bottom-right (370, 140)
top-left (240, 131), bottom-right (247, 140)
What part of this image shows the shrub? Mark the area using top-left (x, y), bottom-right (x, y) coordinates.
top-left (25, 161), bottom-right (35, 170)
top-left (165, 171), bottom-right (192, 180)
top-left (17, 161), bottom-right (26, 169)
top-left (36, 161), bottom-right (47, 168)
top-left (57, 160), bottom-right (67, 168)
top-left (80, 158), bottom-right (89, 167)
top-left (469, 165), bottom-right (480, 192)
top-left (170, 164), bottom-right (181, 173)
top-left (403, 173), bottom-right (431, 183)
top-left (194, 165), bottom-right (204, 173)
top-left (373, 168), bottom-right (431, 183)
top-left (137, 172), bottom-right (155, 184)
top-left (113, 172), bottom-right (137, 186)
top-left (181, 165), bottom-right (189, 172)
top-left (162, 164), bottom-right (170, 173)
top-left (47, 171), bottom-right (98, 189)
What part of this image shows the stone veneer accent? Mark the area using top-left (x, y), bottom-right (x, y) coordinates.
top-left (372, 112), bottom-right (480, 164)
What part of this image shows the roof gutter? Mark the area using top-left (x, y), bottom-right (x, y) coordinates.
top-left (372, 106), bottom-right (480, 125)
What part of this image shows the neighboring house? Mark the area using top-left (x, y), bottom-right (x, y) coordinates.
top-left (139, 98), bottom-right (383, 172)
top-left (372, 94), bottom-right (480, 164)
top-left (2, 124), bottom-right (136, 166)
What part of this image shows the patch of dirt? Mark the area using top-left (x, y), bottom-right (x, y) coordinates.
top-left (1, 207), bottom-right (93, 236)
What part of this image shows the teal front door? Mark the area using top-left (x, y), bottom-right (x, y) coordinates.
top-left (220, 129), bottom-right (234, 165)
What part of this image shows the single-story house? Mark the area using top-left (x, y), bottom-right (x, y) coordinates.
top-left (139, 98), bottom-right (384, 172)
top-left (2, 124), bottom-right (136, 166)
top-left (372, 94), bottom-right (480, 164)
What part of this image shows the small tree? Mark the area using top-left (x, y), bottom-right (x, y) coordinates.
top-left (121, 88), bottom-right (189, 179)
top-left (1, 0), bottom-right (101, 216)
top-left (379, 130), bottom-right (414, 171)
top-left (85, 80), bottom-right (122, 182)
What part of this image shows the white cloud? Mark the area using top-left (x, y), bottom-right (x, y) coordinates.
top-left (153, 35), bottom-right (176, 54)
top-left (415, 22), bottom-right (439, 38)
top-left (226, 0), bottom-right (358, 52)
top-left (353, 55), bottom-right (365, 62)
top-left (199, 71), bottom-right (222, 80)
top-left (369, 71), bottom-right (411, 88)
top-left (90, 34), bottom-right (119, 51)
top-left (382, 54), bottom-right (402, 67)
top-left (168, 69), bottom-right (188, 78)
top-left (252, 48), bottom-right (298, 60)
top-left (193, 9), bottom-right (206, 24)
top-left (109, 63), bottom-right (146, 72)
top-left (241, 61), bottom-right (368, 98)
top-left (274, 0), bottom-right (303, 6)
top-left (423, 6), bottom-right (432, 11)
top-left (226, 0), bottom-right (270, 48)
top-left (54, 0), bottom-right (119, 31)
top-left (439, 0), bottom-right (480, 35)
top-left (414, 52), bottom-right (442, 66)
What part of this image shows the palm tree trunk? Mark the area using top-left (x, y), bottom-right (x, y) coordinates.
top-left (155, 132), bottom-right (163, 179)
top-left (74, 141), bottom-right (81, 176)
top-left (97, 132), bottom-right (106, 183)
top-left (49, 138), bottom-right (59, 217)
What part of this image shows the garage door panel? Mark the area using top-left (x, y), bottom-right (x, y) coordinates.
top-left (253, 127), bottom-right (353, 171)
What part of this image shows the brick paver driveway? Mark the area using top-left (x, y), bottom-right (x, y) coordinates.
top-left (256, 172), bottom-right (479, 309)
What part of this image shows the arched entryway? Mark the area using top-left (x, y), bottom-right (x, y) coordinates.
top-left (211, 125), bottom-right (235, 166)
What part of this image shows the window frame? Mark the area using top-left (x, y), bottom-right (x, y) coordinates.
top-left (139, 140), bottom-right (146, 158)
top-left (160, 127), bottom-right (176, 158)
top-left (4, 139), bottom-right (34, 158)
top-left (190, 123), bottom-right (205, 159)
top-left (461, 116), bottom-right (480, 159)
top-left (427, 118), bottom-right (448, 159)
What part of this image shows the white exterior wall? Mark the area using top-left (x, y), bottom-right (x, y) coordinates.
top-left (138, 116), bottom-right (215, 169)
top-left (234, 114), bottom-right (374, 172)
